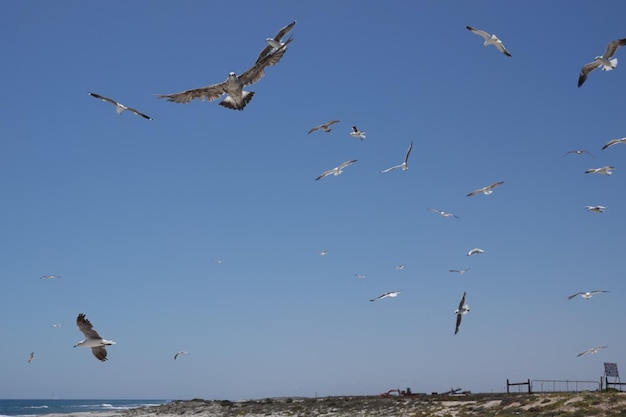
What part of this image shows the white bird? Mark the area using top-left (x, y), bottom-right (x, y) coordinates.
top-left (466, 26), bottom-right (512, 57)
top-left (370, 291), bottom-right (401, 302)
top-left (577, 345), bottom-right (607, 357)
top-left (318, 250), bottom-right (330, 256)
top-left (467, 248), bottom-right (484, 256)
top-left (449, 268), bottom-right (470, 275)
top-left (51, 323), bottom-right (62, 328)
top-left (40, 275), bottom-right (61, 279)
top-left (355, 274), bottom-right (366, 279)
top-left (562, 149), bottom-right (595, 158)
top-left (350, 126), bottom-right (366, 140)
top-left (212, 259), bottom-right (225, 264)
top-left (585, 205), bottom-right (607, 213)
top-left (315, 159), bottom-right (357, 181)
top-left (28, 352), bottom-right (35, 363)
top-left (158, 38), bottom-right (293, 111)
top-left (578, 38), bottom-right (626, 87)
top-left (381, 142), bottom-right (413, 173)
top-left (568, 290), bottom-right (610, 300)
top-left (585, 166), bottom-right (614, 175)
top-left (602, 137), bottom-right (626, 150)
top-left (454, 292), bottom-right (470, 335)
top-left (428, 208), bottom-right (459, 219)
top-left (88, 92), bottom-right (152, 120)
top-left (256, 20), bottom-right (296, 63)
top-left (467, 181), bottom-right (504, 197)
top-left (308, 120), bottom-right (340, 134)
top-left (74, 314), bottom-right (115, 362)
top-left (394, 264), bottom-right (406, 270)
top-left (174, 351), bottom-right (188, 360)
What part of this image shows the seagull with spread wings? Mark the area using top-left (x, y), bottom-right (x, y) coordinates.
top-left (256, 20), bottom-right (296, 63)
top-left (577, 346), bottom-right (607, 357)
top-left (28, 352), bottom-right (35, 363)
top-left (454, 292), bottom-right (470, 334)
top-left (370, 291), bottom-right (401, 302)
top-left (568, 290), bottom-right (609, 300)
top-left (174, 351), bottom-right (188, 360)
top-left (466, 26), bottom-right (512, 57)
top-left (578, 38), bottom-right (626, 87)
top-left (381, 142), bottom-right (413, 173)
top-left (158, 38), bottom-right (293, 111)
top-left (350, 126), bottom-right (366, 140)
top-left (585, 166), bottom-right (614, 175)
top-left (88, 92), bottom-right (152, 120)
top-left (602, 137), bottom-right (626, 150)
top-left (467, 248), bottom-right (484, 256)
top-left (308, 120), bottom-right (340, 134)
top-left (467, 181), bottom-right (504, 197)
top-left (315, 160), bottom-right (357, 181)
top-left (585, 205), bottom-right (606, 213)
top-left (74, 314), bottom-right (115, 362)
top-left (428, 208), bottom-right (459, 219)
top-left (449, 268), bottom-right (470, 275)
top-left (562, 149), bottom-right (595, 158)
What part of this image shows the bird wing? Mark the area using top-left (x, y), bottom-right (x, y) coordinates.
top-left (324, 120), bottom-right (340, 128)
top-left (466, 187), bottom-right (484, 197)
top-left (404, 142), bottom-right (413, 164)
top-left (577, 348), bottom-right (590, 357)
top-left (76, 314), bottom-right (102, 339)
top-left (307, 125), bottom-right (321, 134)
top-left (455, 313), bottom-right (463, 334)
top-left (338, 160), bottom-right (357, 170)
top-left (578, 60), bottom-right (601, 87)
top-left (458, 292), bottom-right (467, 310)
top-left (315, 169), bottom-right (334, 181)
top-left (255, 20), bottom-right (296, 63)
top-left (369, 294), bottom-right (385, 302)
top-left (496, 42), bottom-right (512, 57)
top-left (88, 92), bottom-right (119, 106)
top-left (381, 164), bottom-right (402, 173)
top-left (239, 37), bottom-right (293, 87)
top-left (568, 292), bottom-right (583, 300)
top-left (489, 181), bottom-right (504, 190)
top-left (602, 38), bottom-right (626, 59)
top-left (158, 80), bottom-right (228, 103)
top-left (124, 106), bottom-right (153, 120)
top-left (91, 346), bottom-right (108, 361)
top-left (466, 26), bottom-right (490, 41)
top-left (590, 290), bottom-right (609, 295)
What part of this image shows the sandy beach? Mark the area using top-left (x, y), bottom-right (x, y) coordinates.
top-left (115, 392), bottom-right (626, 417)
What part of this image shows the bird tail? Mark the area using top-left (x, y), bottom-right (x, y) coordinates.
top-left (603, 58), bottom-right (618, 71)
top-left (219, 91), bottom-right (255, 110)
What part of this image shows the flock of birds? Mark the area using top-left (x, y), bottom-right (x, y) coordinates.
top-left (25, 21), bottom-right (624, 365)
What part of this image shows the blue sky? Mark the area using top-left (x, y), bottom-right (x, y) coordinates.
top-left (2, 0), bottom-right (626, 400)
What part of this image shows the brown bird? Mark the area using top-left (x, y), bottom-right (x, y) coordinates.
top-left (308, 120), bottom-right (340, 134)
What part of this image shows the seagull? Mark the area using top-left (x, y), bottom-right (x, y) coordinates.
top-left (562, 149), bottom-right (595, 158)
top-left (454, 292), bottom-right (470, 335)
top-left (394, 264), bottom-right (406, 270)
top-left (602, 137), bottom-right (626, 150)
top-left (449, 268), bottom-right (470, 275)
top-left (355, 274), bottom-right (366, 279)
top-left (350, 126), bottom-right (366, 140)
top-left (428, 208), bottom-right (459, 219)
top-left (28, 352), bottom-right (35, 363)
top-left (381, 142), bottom-right (413, 173)
top-left (74, 313), bottom-right (115, 362)
top-left (174, 351), bottom-right (188, 360)
top-left (51, 323), bottom-right (62, 328)
top-left (256, 21), bottom-right (296, 63)
top-left (369, 291), bottom-right (401, 302)
top-left (578, 38), bottom-right (626, 87)
top-left (212, 259), bottom-right (225, 264)
top-left (585, 205), bottom-right (606, 213)
top-left (158, 38), bottom-right (293, 111)
top-left (315, 159), bottom-right (357, 181)
top-left (307, 120), bottom-right (340, 134)
top-left (466, 26), bottom-right (512, 57)
top-left (88, 92), bottom-right (152, 120)
top-left (585, 166), bottom-right (614, 175)
top-left (467, 181), bottom-right (504, 197)
top-left (568, 290), bottom-right (610, 300)
top-left (577, 345), bottom-right (607, 357)
top-left (40, 275), bottom-right (61, 279)
top-left (467, 248), bottom-right (484, 256)
top-left (318, 250), bottom-right (330, 256)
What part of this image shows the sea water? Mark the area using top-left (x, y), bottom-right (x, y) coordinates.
top-left (0, 399), bottom-right (167, 417)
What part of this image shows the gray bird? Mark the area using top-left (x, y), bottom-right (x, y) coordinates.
top-left (88, 92), bottom-right (152, 120)
top-left (256, 21), bottom-right (296, 63)
top-left (578, 38), bottom-right (626, 87)
top-left (74, 314), bottom-right (115, 362)
top-left (454, 292), bottom-right (470, 335)
top-left (308, 120), bottom-right (340, 134)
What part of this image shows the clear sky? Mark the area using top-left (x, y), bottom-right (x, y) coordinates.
top-left (1, 0), bottom-right (625, 401)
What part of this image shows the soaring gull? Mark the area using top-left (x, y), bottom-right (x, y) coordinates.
top-left (585, 205), bottom-right (606, 213)
top-left (578, 38), bottom-right (626, 87)
top-left (394, 264), bottom-right (406, 270)
top-left (449, 268), bottom-right (470, 275)
top-left (467, 248), bottom-right (484, 256)
top-left (51, 323), bottom-right (62, 328)
top-left (174, 351), bottom-right (188, 360)
top-left (256, 21), bottom-right (296, 63)
top-left (370, 291), bottom-right (401, 302)
top-left (88, 92), bottom-right (152, 120)
top-left (602, 137), bottom-right (626, 150)
top-left (40, 274), bottom-right (61, 280)
top-left (466, 26), bottom-right (512, 57)
top-left (28, 352), bottom-right (35, 363)
top-left (381, 142), bottom-right (413, 173)
top-left (568, 290), bottom-right (609, 300)
top-left (315, 159), bottom-right (357, 181)
top-left (585, 166), bottom-right (614, 175)
top-left (74, 313), bottom-right (115, 362)
top-left (355, 274), bottom-right (366, 279)
top-left (562, 149), bottom-right (595, 158)
top-left (158, 38), bottom-right (293, 111)
top-left (577, 346), bottom-right (607, 357)
top-left (454, 292), bottom-right (470, 335)
top-left (318, 250), bottom-right (330, 256)
top-left (308, 120), bottom-right (340, 134)
top-left (350, 126), bottom-right (366, 140)
top-left (428, 208), bottom-right (459, 219)
top-left (467, 181), bottom-right (504, 197)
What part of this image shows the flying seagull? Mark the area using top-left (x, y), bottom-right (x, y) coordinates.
top-left (318, 250), bottom-right (330, 256)
top-left (585, 166), bottom-right (614, 176)
top-left (568, 290), bottom-right (610, 300)
top-left (381, 142), bottom-right (413, 173)
top-left (308, 120), bottom-right (340, 134)
top-left (585, 205), bottom-right (606, 213)
top-left (256, 20), bottom-right (296, 63)
top-left (562, 149), bottom-right (595, 158)
top-left (40, 274), bottom-right (61, 279)
top-left (74, 313), bottom-right (115, 362)
top-left (449, 268), bottom-right (470, 275)
top-left (370, 291), bottom-right (401, 302)
top-left (315, 159), bottom-right (357, 181)
top-left (428, 208), bottom-right (459, 219)
top-left (158, 38), bottom-right (293, 111)
top-left (467, 181), bottom-right (504, 197)
top-left (28, 352), bottom-right (35, 363)
top-left (394, 264), bottom-right (406, 270)
top-left (88, 92), bottom-right (152, 120)
top-left (466, 26), bottom-right (512, 57)
top-left (602, 137), bottom-right (626, 150)
top-left (350, 126), bottom-right (366, 140)
top-left (51, 323), bottom-right (62, 328)
top-left (577, 345), bottom-right (607, 357)
top-left (454, 292), bottom-right (470, 335)
top-left (212, 259), bottom-right (225, 264)
top-left (578, 38), bottom-right (626, 87)
top-left (355, 274), bottom-right (366, 279)
top-left (174, 351), bottom-right (188, 360)
top-left (467, 248), bottom-right (484, 256)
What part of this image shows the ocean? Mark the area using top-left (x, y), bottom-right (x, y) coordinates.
top-left (0, 400), bottom-right (168, 417)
